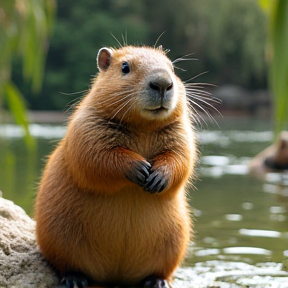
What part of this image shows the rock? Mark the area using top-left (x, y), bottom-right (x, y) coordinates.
top-left (0, 197), bottom-right (60, 288)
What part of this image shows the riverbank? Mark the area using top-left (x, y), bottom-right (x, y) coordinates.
top-left (27, 110), bottom-right (68, 124)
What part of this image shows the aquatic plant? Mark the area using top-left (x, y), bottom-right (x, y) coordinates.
top-left (0, 0), bottom-right (55, 148)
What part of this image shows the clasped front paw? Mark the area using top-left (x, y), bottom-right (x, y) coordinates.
top-left (125, 160), bottom-right (170, 194)
top-left (125, 160), bottom-right (152, 187)
top-left (143, 167), bottom-right (170, 194)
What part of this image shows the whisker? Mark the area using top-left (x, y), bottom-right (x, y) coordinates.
top-left (65, 97), bottom-right (82, 109)
top-left (185, 82), bottom-right (216, 86)
top-left (154, 31), bottom-right (166, 48)
top-left (185, 83), bottom-right (214, 89)
top-left (174, 66), bottom-right (186, 72)
top-left (189, 95), bottom-right (222, 106)
top-left (186, 91), bottom-right (221, 105)
top-left (187, 93), bottom-right (222, 116)
top-left (188, 98), bottom-right (214, 126)
top-left (122, 31), bottom-right (128, 46)
top-left (186, 91), bottom-right (217, 106)
top-left (60, 89), bottom-right (89, 96)
top-left (97, 89), bottom-right (135, 106)
top-left (186, 92), bottom-right (214, 101)
top-left (110, 32), bottom-right (123, 48)
top-left (184, 95), bottom-right (208, 125)
top-left (185, 84), bottom-right (222, 105)
top-left (187, 98), bottom-right (220, 127)
top-left (172, 58), bottom-right (197, 64)
top-left (98, 91), bottom-right (132, 103)
top-left (188, 103), bottom-right (207, 127)
top-left (185, 88), bottom-right (213, 96)
top-left (110, 96), bottom-right (135, 120)
top-left (119, 99), bottom-right (137, 125)
top-left (109, 100), bottom-right (131, 120)
top-left (102, 94), bottom-right (133, 108)
top-left (64, 94), bottom-right (86, 115)
top-left (183, 72), bottom-right (209, 83)
top-left (172, 52), bottom-right (197, 64)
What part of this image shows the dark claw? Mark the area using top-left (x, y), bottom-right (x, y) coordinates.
top-left (144, 169), bottom-right (169, 194)
top-left (125, 160), bottom-right (151, 187)
top-left (143, 277), bottom-right (169, 288)
top-left (61, 276), bottom-right (88, 288)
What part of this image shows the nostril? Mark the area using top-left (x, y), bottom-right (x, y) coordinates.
top-left (149, 82), bottom-right (160, 91)
top-left (149, 81), bottom-right (173, 92)
top-left (166, 83), bottom-right (173, 91)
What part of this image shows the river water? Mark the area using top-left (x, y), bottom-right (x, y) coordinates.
top-left (0, 116), bottom-right (287, 286)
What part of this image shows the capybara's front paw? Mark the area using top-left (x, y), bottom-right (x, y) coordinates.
top-left (125, 159), bottom-right (151, 187)
top-left (143, 277), bottom-right (170, 288)
top-left (143, 166), bottom-right (170, 194)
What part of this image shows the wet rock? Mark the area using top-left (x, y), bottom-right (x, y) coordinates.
top-left (0, 197), bottom-right (60, 288)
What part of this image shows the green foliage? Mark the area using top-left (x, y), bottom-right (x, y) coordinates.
top-left (3, 82), bottom-right (34, 148)
top-left (145, 0), bottom-right (267, 86)
top-left (270, 0), bottom-right (288, 135)
top-left (18, 0), bottom-right (268, 111)
top-left (0, 0), bottom-right (55, 148)
top-left (37, 0), bottom-right (149, 110)
top-left (259, 0), bottom-right (288, 135)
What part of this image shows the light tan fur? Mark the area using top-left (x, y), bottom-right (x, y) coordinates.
top-left (35, 46), bottom-right (197, 286)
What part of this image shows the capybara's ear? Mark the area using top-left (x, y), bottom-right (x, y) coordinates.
top-left (97, 48), bottom-right (113, 72)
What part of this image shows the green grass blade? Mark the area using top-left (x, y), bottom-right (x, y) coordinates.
top-left (270, 0), bottom-right (288, 135)
top-left (3, 82), bottom-right (35, 149)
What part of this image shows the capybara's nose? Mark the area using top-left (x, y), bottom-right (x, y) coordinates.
top-left (148, 70), bottom-right (174, 101)
top-left (149, 78), bottom-right (173, 99)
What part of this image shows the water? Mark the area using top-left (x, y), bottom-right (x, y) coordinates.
top-left (0, 116), bottom-right (287, 280)
top-left (189, 117), bottom-right (288, 267)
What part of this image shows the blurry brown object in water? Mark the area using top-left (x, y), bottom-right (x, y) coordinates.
top-left (249, 131), bottom-right (288, 175)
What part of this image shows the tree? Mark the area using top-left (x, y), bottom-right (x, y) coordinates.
top-left (0, 0), bottom-right (55, 147)
top-left (21, 0), bottom-right (267, 111)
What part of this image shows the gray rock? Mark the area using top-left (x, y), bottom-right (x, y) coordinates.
top-left (0, 197), bottom-right (60, 288)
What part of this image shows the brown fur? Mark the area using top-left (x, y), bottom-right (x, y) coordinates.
top-left (35, 46), bottom-right (197, 286)
top-left (249, 131), bottom-right (288, 176)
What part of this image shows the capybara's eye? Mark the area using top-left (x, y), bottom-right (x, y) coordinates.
top-left (121, 62), bottom-right (130, 74)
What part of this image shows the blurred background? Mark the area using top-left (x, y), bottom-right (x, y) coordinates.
top-left (1, 0), bottom-right (288, 280)
top-left (2, 0), bottom-right (270, 112)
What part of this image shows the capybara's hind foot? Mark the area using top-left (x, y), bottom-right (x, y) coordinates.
top-left (61, 274), bottom-right (88, 288)
top-left (143, 277), bottom-right (170, 288)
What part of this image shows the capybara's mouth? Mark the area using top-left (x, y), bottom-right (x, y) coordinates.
top-left (146, 106), bottom-right (168, 114)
